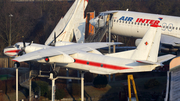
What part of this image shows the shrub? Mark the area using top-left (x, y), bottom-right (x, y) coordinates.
top-left (144, 78), bottom-right (160, 89)
top-left (32, 80), bottom-right (49, 96)
top-left (47, 89), bottom-right (65, 100)
top-left (93, 75), bottom-right (108, 88)
top-left (72, 83), bottom-right (81, 96)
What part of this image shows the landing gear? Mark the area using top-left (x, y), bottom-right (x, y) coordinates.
top-left (14, 62), bottom-right (20, 68)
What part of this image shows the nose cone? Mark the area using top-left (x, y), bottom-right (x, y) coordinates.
top-left (89, 18), bottom-right (97, 27)
top-left (3, 46), bottom-right (21, 57)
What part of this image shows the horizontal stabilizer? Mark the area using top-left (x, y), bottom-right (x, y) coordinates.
top-left (137, 54), bottom-right (176, 66)
top-left (157, 54), bottom-right (176, 64)
top-left (136, 60), bottom-right (162, 66)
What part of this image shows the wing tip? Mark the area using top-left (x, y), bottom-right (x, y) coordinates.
top-left (12, 59), bottom-right (19, 62)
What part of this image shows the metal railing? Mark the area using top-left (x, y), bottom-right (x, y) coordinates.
top-left (19, 72), bottom-right (29, 84)
top-left (85, 21), bottom-right (109, 43)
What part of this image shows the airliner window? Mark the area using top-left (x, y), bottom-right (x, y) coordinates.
top-left (179, 28), bottom-right (180, 30)
top-left (122, 21), bottom-right (124, 23)
top-left (114, 20), bottom-right (116, 22)
top-left (132, 22), bottom-right (133, 24)
top-left (119, 20), bottom-right (121, 23)
top-left (147, 24), bottom-right (149, 26)
top-left (129, 22), bottom-right (130, 24)
top-left (176, 27), bottom-right (178, 30)
top-left (163, 26), bottom-right (165, 28)
top-left (169, 27), bottom-right (171, 29)
top-left (144, 23), bottom-right (146, 26)
top-left (141, 23), bottom-right (143, 26)
top-left (138, 23), bottom-right (139, 25)
top-left (135, 22), bottom-right (136, 25)
top-left (166, 26), bottom-right (168, 28)
top-left (117, 20), bottom-right (118, 22)
top-left (125, 21), bottom-right (127, 23)
top-left (173, 27), bottom-right (174, 29)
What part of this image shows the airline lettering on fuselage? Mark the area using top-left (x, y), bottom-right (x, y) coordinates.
top-left (119, 16), bottom-right (133, 21)
top-left (136, 18), bottom-right (160, 25)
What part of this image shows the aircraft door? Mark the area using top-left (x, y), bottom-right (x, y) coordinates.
top-left (96, 13), bottom-right (108, 28)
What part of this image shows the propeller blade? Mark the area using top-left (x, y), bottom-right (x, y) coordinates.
top-left (22, 36), bottom-right (26, 48)
top-left (54, 32), bottom-right (56, 44)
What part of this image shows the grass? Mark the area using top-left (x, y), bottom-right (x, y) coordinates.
top-left (2, 91), bottom-right (26, 101)
top-left (83, 73), bottom-right (167, 101)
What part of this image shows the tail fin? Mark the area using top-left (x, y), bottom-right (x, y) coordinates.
top-left (131, 25), bottom-right (161, 62)
top-left (45, 0), bottom-right (88, 45)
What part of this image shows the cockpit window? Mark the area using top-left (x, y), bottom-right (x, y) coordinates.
top-left (15, 44), bottom-right (20, 48)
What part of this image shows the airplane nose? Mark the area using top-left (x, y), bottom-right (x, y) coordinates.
top-left (3, 48), bottom-right (6, 55)
top-left (3, 47), bottom-right (10, 56)
top-left (3, 46), bottom-right (21, 57)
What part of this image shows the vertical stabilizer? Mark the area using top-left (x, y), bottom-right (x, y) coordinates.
top-left (45, 0), bottom-right (88, 45)
top-left (131, 25), bottom-right (161, 62)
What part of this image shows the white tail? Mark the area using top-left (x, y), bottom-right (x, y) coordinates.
top-left (131, 25), bottom-right (161, 62)
top-left (45, 0), bottom-right (88, 45)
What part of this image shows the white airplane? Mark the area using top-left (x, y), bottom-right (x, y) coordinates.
top-left (90, 10), bottom-right (180, 53)
top-left (12, 25), bottom-right (175, 75)
top-left (3, 0), bottom-right (88, 57)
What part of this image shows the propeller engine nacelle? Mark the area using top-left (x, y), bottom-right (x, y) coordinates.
top-left (3, 42), bottom-right (29, 57)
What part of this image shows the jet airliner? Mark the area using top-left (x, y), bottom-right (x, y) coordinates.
top-left (90, 10), bottom-right (180, 52)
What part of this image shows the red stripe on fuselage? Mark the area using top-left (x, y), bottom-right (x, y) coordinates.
top-left (74, 59), bottom-right (131, 70)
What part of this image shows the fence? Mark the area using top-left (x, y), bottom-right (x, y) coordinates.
top-left (0, 57), bottom-right (14, 68)
top-left (0, 56), bottom-right (29, 68)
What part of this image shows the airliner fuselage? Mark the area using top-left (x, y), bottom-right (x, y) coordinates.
top-left (90, 11), bottom-right (180, 48)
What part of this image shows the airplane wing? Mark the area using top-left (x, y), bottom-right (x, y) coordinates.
top-left (13, 42), bottom-right (122, 62)
top-left (161, 34), bottom-right (180, 47)
top-left (100, 10), bottom-right (119, 14)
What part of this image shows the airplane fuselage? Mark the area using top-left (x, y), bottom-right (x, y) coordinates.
top-left (91, 11), bottom-right (180, 47)
top-left (36, 52), bottom-right (157, 74)
top-left (111, 11), bottom-right (180, 38)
